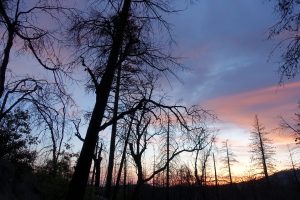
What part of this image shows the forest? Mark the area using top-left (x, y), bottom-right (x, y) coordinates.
top-left (0, 0), bottom-right (300, 200)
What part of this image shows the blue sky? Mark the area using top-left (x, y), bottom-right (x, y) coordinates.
top-left (167, 0), bottom-right (283, 101)
top-left (158, 0), bottom-right (300, 175)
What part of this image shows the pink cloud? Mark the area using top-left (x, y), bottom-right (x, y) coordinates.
top-left (204, 81), bottom-right (300, 130)
top-left (204, 84), bottom-right (300, 178)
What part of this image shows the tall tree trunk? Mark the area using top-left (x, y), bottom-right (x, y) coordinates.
top-left (166, 116), bottom-right (170, 200)
top-left (95, 143), bottom-right (103, 188)
top-left (112, 115), bottom-right (134, 200)
top-left (258, 127), bottom-right (269, 183)
top-left (152, 149), bottom-right (156, 198)
top-left (66, 1), bottom-right (132, 199)
top-left (225, 141), bottom-right (233, 185)
top-left (51, 143), bottom-right (57, 176)
top-left (194, 150), bottom-right (206, 200)
top-left (123, 155), bottom-right (127, 200)
top-left (213, 153), bottom-right (220, 200)
top-left (213, 153), bottom-right (218, 187)
top-left (288, 146), bottom-right (299, 185)
top-left (132, 179), bottom-right (143, 200)
top-left (131, 156), bottom-right (144, 200)
top-left (254, 115), bottom-right (270, 184)
top-left (194, 149), bottom-right (201, 185)
top-left (91, 140), bottom-right (98, 186)
top-left (0, 2), bottom-right (14, 98)
top-left (105, 66), bottom-right (121, 199)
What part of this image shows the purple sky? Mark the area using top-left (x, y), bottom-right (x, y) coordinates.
top-left (168, 0), bottom-right (288, 101)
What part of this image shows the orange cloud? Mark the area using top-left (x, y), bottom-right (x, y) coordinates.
top-left (203, 81), bottom-right (300, 170)
top-left (204, 81), bottom-right (300, 131)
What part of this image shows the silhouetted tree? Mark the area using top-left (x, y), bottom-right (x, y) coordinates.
top-left (0, 0), bottom-right (71, 98)
top-left (249, 115), bottom-right (276, 183)
top-left (0, 74), bottom-right (76, 175)
top-left (194, 137), bottom-right (213, 200)
top-left (93, 141), bottom-right (103, 188)
top-left (112, 114), bottom-right (135, 200)
top-left (0, 77), bottom-right (44, 121)
top-left (105, 66), bottom-right (122, 198)
top-left (213, 153), bottom-right (218, 183)
top-left (0, 108), bottom-right (37, 167)
top-left (269, 0), bottom-right (300, 81)
top-left (194, 134), bottom-right (213, 186)
top-left (32, 88), bottom-right (75, 176)
top-left (177, 165), bottom-right (194, 186)
top-left (114, 75), bottom-right (212, 199)
top-left (287, 145), bottom-right (300, 185)
top-left (280, 103), bottom-right (300, 144)
top-left (0, 0), bottom-right (77, 176)
top-left (66, 0), bottom-right (184, 199)
top-left (221, 140), bottom-right (238, 185)
top-left (74, 121), bottom-right (105, 188)
top-left (166, 113), bottom-right (170, 200)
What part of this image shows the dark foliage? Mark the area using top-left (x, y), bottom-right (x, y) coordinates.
top-left (0, 109), bottom-right (37, 167)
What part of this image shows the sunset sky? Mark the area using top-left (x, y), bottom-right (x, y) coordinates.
top-left (159, 0), bottom-right (300, 176)
top-left (8, 0), bottom-right (300, 179)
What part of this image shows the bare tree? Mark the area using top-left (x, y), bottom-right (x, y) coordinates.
top-left (66, 0), bottom-right (185, 199)
top-left (269, 0), bottom-right (300, 81)
top-left (29, 82), bottom-right (76, 176)
top-left (0, 0), bottom-right (72, 98)
top-left (249, 115), bottom-right (276, 183)
top-left (176, 165), bottom-right (194, 186)
top-left (124, 84), bottom-right (212, 199)
top-left (105, 66), bottom-right (122, 198)
top-left (0, 77), bottom-right (45, 121)
top-left (0, 73), bottom-right (76, 176)
top-left (280, 103), bottom-right (300, 144)
top-left (194, 134), bottom-right (213, 186)
top-left (0, 0), bottom-right (77, 176)
top-left (287, 145), bottom-right (300, 185)
top-left (90, 139), bottom-right (103, 188)
top-left (166, 113), bottom-right (171, 200)
top-left (212, 152), bottom-right (221, 200)
top-left (194, 137), bottom-right (213, 200)
top-left (221, 139), bottom-right (238, 185)
top-left (112, 113), bottom-right (135, 200)
top-left (212, 152), bottom-right (218, 187)
top-left (66, 1), bottom-right (141, 199)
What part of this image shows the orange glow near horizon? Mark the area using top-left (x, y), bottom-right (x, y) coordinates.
top-left (201, 81), bottom-right (300, 177)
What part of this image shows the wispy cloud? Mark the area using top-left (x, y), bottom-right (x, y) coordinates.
top-left (204, 81), bottom-right (300, 130)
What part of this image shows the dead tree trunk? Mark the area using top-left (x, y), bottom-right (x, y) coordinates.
top-left (105, 66), bottom-right (121, 199)
top-left (258, 129), bottom-right (269, 183)
top-left (112, 115), bottom-right (134, 200)
top-left (0, 2), bottom-right (14, 98)
top-left (225, 140), bottom-right (233, 185)
top-left (123, 155), bottom-right (127, 200)
top-left (288, 146), bottom-right (300, 185)
top-left (66, 1), bottom-right (132, 199)
top-left (166, 115), bottom-right (170, 200)
top-left (95, 143), bottom-right (103, 188)
top-left (213, 153), bottom-right (220, 200)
